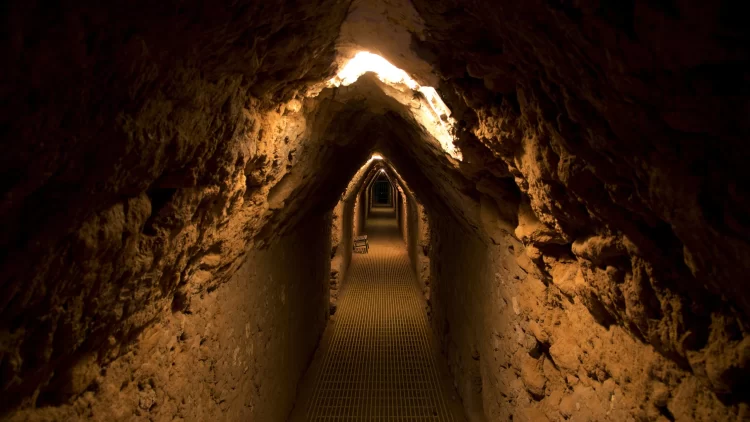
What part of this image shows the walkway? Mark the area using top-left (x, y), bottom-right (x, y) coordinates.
top-left (290, 207), bottom-right (464, 421)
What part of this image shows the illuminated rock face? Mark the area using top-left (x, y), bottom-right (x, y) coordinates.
top-left (1, 0), bottom-right (748, 420)
top-left (326, 52), bottom-right (461, 159)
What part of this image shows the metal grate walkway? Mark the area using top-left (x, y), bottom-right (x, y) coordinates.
top-left (296, 207), bottom-right (459, 421)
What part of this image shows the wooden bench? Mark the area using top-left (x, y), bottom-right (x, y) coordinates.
top-left (353, 235), bottom-right (369, 253)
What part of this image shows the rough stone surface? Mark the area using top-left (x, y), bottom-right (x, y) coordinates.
top-left (7, 214), bottom-right (331, 421)
top-left (1, 0), bottom-right (748, 420)
top-left (404, 0), bottom-right (749, 419)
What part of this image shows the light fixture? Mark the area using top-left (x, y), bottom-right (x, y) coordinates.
top-left (365, 154), bottom-right (384, 166)
top-left (329, 52), bottom-right (418, 89)
top-left (328, 52), bottom-right (462, 161)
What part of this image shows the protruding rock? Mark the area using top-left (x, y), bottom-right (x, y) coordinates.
top-left (521, 355), bottom-right (547, 397)
top-left (549, 340), bottom-right (580, 372)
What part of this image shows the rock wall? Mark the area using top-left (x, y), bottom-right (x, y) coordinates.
top-left (430, 218), bottom-right (489, 421)
top-left (402, 0), bottom-right (750, 418)
top-left (7, 213), bottom-right (332, 421)
top-left (417, 205), bottom-right (432, 302)
top-left (2, 0), bottom-right (749, 419)
top-left (354, 194), bottom-right (365, 238)
top-left (0, 0), bottom-right (355, 416)
top-left (430, 210), bottom-right (745, 421)
top-left (396, 184), bottom-right (426, 292)
top-left (329, 201), bottom-right (346, 314)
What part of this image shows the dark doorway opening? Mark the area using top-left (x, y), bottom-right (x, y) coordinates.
top-left (372, 179), bottom-right (392, 206)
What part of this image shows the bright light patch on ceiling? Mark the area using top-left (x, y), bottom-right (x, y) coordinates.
top-left (331, 52), bottom-right (418, 90)
top-left (328, 52), bottom-right (462, 161)
top-left (365, 153), bottom-right (383, 166)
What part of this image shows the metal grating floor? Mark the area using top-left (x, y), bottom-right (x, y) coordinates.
top-left (302, 207), bottom-right (457, 421)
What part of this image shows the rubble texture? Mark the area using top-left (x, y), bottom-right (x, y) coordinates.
top-left (1, 0), bottom-right (748, 420)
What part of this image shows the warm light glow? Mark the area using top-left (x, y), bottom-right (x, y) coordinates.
top-left (365, 153), bottom-right (384, 166)
top-left (328, 52), bottom-right (462, 161)
top-left (329, 52), bottom-right (418, 90)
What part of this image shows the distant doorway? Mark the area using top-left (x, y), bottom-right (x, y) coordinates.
top-left (372, 179), bottom-right (392, 206)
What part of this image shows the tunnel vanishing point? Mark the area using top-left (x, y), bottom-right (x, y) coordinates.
top-left (2, 1), bottom-right (750, 421)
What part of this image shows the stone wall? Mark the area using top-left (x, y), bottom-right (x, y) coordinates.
top-left (2, 0), bottom-right (748, 419)
top-left (402, 0), bottom-right (750, 418)
top-left (0, 0), bottom-right (355, 415)
top-left (430, 217), bottom-right (490, 421)
top-left (397, 187), bottom-right (422, 285)
top-left (7, 213), bottom-right (332, 421)
top-left (429, 208), bottom-right (745, 421)
top-left (329, 201), bottom-right (346, 313)
top-left (354, 194), bottom-right (365, 238)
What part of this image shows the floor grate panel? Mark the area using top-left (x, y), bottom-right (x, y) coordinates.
top-left (304, 208), bottom-right (454, 421)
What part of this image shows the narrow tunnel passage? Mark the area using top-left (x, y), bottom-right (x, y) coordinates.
top-left (292, 206), bottom-right (463, 421)
top-left (2, 1), bottom-right (749, 421)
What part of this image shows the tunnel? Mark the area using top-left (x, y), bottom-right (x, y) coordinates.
top-left (1, 0), bottom-right (749, 421)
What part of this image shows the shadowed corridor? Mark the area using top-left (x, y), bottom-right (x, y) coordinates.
top-left (291, 207), bottom-right (464, 421)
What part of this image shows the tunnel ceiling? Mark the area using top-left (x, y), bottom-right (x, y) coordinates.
top-left (2, 0), bottom-right (749, 414)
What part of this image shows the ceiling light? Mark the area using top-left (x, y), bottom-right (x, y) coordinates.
top-left (328, 52), bottom-right (462, 161)
top-left (329, 52), bottom-right (418, 89)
